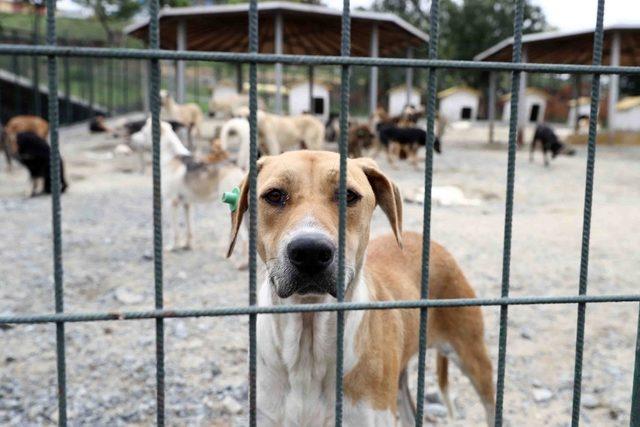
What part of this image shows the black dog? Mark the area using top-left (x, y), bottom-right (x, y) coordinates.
top-left (530, 125), bottom-right (576, 167)
top-left (15, 132), bottom-right (67, 196)
top-left (89, 114), bottom-right (110, 133)
top-left (378, 124), bottom-right (441, 154)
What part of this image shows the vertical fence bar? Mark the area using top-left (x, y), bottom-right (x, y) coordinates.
top-left (494, 1), bottom-right (525, 425)
top-left (146, 0), bottom-right (165, 424)
top-left (12, 30), bottom-right (22, 115)
top-left (32, 14), bottom-right (42, 117)
top-left (631, 304), bottom-right (640, 426)
top-left (44, 0), bottom-right (67, 425)
top-left (247, 1), bottom-right (259, 425)
top-left (122, 36), bottom-right (129, 113)
top-left (415, 0), bottom-right (440, 424)
top-left (334, 1), bottom-right (350, 425)
top-left (194, 62), bottom-right (199, 105)
top-left (86, 53), bottom-right (94, 119)
top-left (63, 54), bottom-right (70, 124)
top-left (108, 58), bottom-right (114, 115)
top-left (570, 1), bottom-right (606, 424)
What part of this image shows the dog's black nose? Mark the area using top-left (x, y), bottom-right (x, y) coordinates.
top-left (287, 234), bottom-right (335, 275)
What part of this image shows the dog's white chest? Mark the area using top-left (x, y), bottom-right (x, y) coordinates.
top-left (256, 307), bottom-right (337, 426)
top-left (255, 279), bottom-right (394, 426)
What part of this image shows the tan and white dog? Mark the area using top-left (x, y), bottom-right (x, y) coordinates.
top-left (227, 151), bottom-right (495, 425)
top-left (235, 107), bottom-right (325, 153)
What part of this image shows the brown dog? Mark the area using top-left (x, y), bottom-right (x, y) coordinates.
top-left (227, 151), bottom-right (495, 425)
top-left (347, 124), bottom-right (375, 158)
top-left (1, 115), bottom-right (49, 171)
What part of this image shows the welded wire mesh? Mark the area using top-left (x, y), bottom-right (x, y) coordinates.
top-left (0, 0), bottom-right (639, 426)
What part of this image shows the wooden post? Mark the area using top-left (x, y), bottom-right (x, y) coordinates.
top-left (176, 19), bottom-right (187, 103)
top-left (369, 23), bottom-right (379, 116)
top-left (274, 12), bottom-right (284, 114)
top-left (488, 71), bottom-right (496, 144)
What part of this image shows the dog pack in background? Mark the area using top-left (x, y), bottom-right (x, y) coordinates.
top-left (15, 132), bottom-right (68, 196)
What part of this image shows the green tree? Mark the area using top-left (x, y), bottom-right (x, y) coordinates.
top-left (371, 0), bottom-right (546, 61)
top-left (440, 0), bottom-right (546, 61)
top-left (72, 0), bottom-right (141, 44)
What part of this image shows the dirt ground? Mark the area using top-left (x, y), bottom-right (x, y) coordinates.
top-left (0, 119), bottom-right (638, 426)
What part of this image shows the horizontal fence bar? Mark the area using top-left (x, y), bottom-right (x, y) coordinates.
top-left (2, 294), bottom-right (640, 325)
top-left (1, 45), bottom-right (640, 75)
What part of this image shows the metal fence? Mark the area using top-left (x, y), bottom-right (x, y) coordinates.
top-left (0, 0), bottom-right (639, 426)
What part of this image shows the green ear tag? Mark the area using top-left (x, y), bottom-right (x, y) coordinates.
top-left (221, 187), bottom-right (240, 212)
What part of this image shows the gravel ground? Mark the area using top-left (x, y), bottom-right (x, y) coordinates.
top-left (0, 121), bottom-right (638, 426)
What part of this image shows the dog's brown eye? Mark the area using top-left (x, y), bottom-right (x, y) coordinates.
top-left (335, 189), bottom-right (361, 206)
top-left (263, 189), bottom-right (288, 206)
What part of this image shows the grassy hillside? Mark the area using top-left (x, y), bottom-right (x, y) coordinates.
top-left (0, 12), bottom-right (131, 44)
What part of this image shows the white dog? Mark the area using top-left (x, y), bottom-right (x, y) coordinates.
top-left (133, 120), bottom-right (247, 265)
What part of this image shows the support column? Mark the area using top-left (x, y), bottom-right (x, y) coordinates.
top-left (308, 65), bottom-right (315, 114)
top-left (274, 13), bottom-right (284, 114)
top-left (488, 71), bottom-right (496, 144)
top-left (517, 47), bottom-right (528, 146)
top-left (175, 19), bottom-right (187, 103)
top-left (405, 47), bottom-right (414, 107)
top-left (572, 74), bottom-right (582, 133)
top-left (608, 31), bottom-right (621, 130)
top-left (369, 23), bottom-right (379, 116)
top-left (142, 61), bottom-right (150, 113)
top-left (235, 63), bottom-right (243, 93)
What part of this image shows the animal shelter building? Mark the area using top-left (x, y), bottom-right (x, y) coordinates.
top-left (388, 85), bottom-right (422, 116)
top-left (437, 86), bottom-right (480, 122)
top-left (500, 88), bottom-right (548, 124)
top-left (611, 96), bottom-right (640, 131)
top-left (476, 24), bottom-right (640, 136)
top-left (126, 1), bottom-right (428, 116)
top-left (288, 82), bottom-right (331, 122)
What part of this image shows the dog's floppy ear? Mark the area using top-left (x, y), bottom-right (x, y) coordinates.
top-left (226, 158), bottom-right (266, 258)
top-left (356, 158), bottom-right (403, 248)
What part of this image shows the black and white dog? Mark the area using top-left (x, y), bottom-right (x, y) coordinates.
top-left (530, 124), bottom-right (576, 167)
top-left (15, 132), bottom-right (68, 196)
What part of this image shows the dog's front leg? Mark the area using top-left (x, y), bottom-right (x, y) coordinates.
top-left (543, 149), bottom-right (550, 167)
top-left (387, 143), bottom-right (399, 169)
top-left (529, 139), bottom-right (537, 162)
top-left (166, 199), bottom-right (181, 251)
top-left (2, 143), bottom-right (12, 173)
top-left (183, 202), bottom-right (193, 249)
top-left (138, 149), bottom-right (146, 174)
top-left (26, 178), bottom-right (37, 198)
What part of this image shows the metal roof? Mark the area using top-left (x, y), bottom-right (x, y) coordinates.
top-left (474, 24), bottom-right (640, 66)
top-left (126, 1), bottom-right (428, 57)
